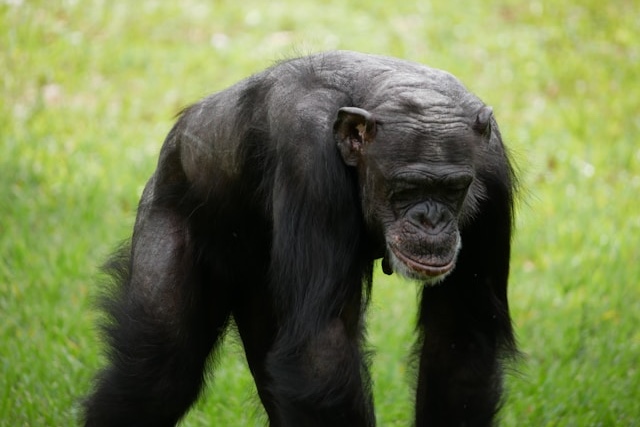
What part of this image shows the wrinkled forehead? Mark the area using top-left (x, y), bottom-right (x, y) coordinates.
top-left (370, 132), bottom-right (478, 183)
top-left (373, 84), bottom-right (476, 123)
top-left (370, 102), bottom-right (479, 170)
top-left (362, 81), bottom-right (485, 170)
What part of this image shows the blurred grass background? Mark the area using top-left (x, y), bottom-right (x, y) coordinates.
top-left (1, 0), bottom-right (638, 425)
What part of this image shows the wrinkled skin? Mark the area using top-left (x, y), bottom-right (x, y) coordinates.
top-left (335, 101), bottom-right (493, 284)
top-left (82, 51), bottom-right (517, 427)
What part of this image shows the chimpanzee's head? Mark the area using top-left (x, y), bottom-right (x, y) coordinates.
top-left (334, 99), bottom-right (493, 284)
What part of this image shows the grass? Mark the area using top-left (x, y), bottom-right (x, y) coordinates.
top-left (1, 0), bottom-right (638, 425)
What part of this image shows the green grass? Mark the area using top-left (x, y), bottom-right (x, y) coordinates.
top-left (1, 0), bottom-right (638, 425)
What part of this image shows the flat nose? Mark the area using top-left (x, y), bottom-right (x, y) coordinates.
top-left (410, 203), bottom-right (447, 234)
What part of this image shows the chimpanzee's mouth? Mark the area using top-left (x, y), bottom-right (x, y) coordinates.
top-left (393, 248), bottom-right (455, 277)
top-left (385, 244), bottom-right (457, 279)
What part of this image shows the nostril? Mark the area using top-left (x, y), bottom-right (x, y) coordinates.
top-left (412, 210), bottom-right (437, 230)
top-left (420, 214), bottom-right (435, 229)
top-left (410, 204), bottom-right (450, 233)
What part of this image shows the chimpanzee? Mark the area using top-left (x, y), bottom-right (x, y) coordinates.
top-left (82, 50), bottom-right (517, 427)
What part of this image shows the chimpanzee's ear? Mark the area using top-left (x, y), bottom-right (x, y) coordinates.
top-left (472, 105), bottom-right (493, 138)
top-left (333, 107), bottom-right (377, 167)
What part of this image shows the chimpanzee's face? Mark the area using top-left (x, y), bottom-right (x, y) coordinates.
top-left (334, 104), bottom-right (490, 284)
top-left (364, 149), bottom-right (474, 283)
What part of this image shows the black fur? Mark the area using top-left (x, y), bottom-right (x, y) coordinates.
top-left (82, 51), bottom-right (517, 427)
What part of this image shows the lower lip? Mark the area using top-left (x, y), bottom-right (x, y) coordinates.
top-left (391, 247), bottom-right (455, 277)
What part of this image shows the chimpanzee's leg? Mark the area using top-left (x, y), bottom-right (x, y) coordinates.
top-left (413, 244), bottom-right (516, 426)
top-left (414, 283), bottom-right (504, 427)
top-left (82, 206), bottom-right (231, 427)
top-left (236, 170), bottom-right (375, 427)
top-left (234, 285), bottom-right (374, 427)
top-left (232, 277), bottom-right (279, 419)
